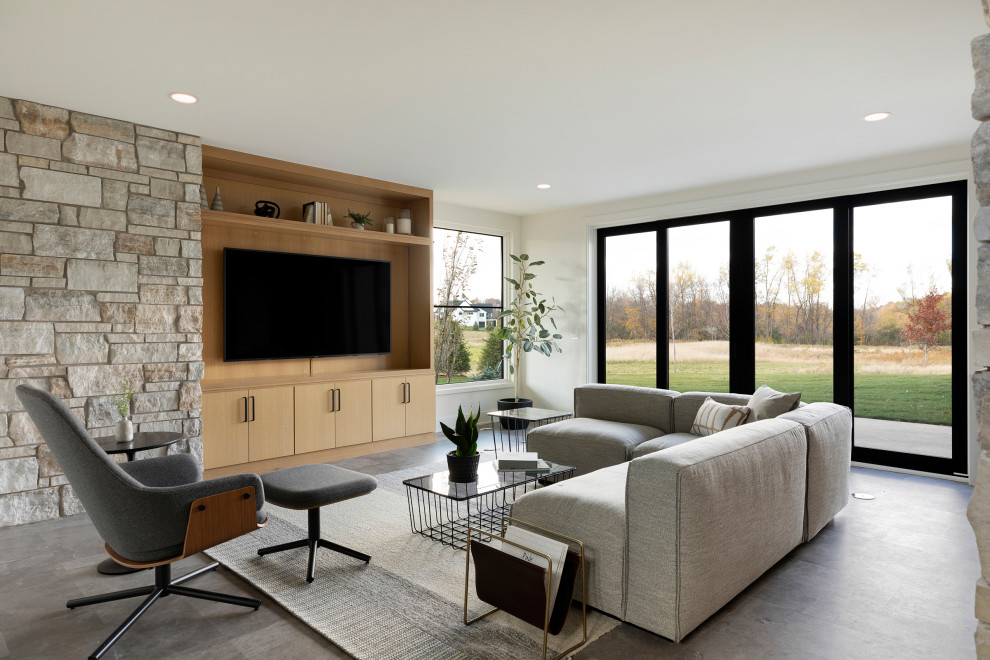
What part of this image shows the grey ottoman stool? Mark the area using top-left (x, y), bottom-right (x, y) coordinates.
top-left (257, 464), bottom-right (378, 583)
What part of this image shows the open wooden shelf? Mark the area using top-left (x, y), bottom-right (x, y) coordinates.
top-left (202, 210), bottom-right (432, 247)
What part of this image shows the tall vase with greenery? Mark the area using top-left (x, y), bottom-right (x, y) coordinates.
top-left (109, 380), bottom-right (135, 443)
top-left (497, 253), bottom-right (563, 409)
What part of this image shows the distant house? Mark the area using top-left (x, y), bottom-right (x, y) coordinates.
top-left (437, 299), bottom-right (499, 328)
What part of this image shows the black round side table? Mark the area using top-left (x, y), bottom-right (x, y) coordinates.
top-left (94, 431), bottom-right (186, 575)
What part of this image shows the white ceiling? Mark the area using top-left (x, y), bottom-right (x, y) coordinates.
top-left (2, 1), bottom-right (986, 215)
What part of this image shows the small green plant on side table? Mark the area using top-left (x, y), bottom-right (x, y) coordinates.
top-left (441, 405), bottom-right (481, 483)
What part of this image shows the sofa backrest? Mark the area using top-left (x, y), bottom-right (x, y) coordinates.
top-left (778, 402), bottom-right (852, 540)
top-left (671, 391), bottom-right (752, 433)
top-left (574, 384), bottom-right (677, 433)
top-left (623, 417), bottom-right (806, 641)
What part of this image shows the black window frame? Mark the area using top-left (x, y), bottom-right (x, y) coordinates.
top-left (597, 180), bottom-right (968, 477)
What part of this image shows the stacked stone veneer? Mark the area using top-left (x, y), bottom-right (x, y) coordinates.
top-left (0, 96), bottom-right (203, 527)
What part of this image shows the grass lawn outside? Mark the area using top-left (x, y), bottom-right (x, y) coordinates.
top-left (605, 359), bottom-right (951, 426)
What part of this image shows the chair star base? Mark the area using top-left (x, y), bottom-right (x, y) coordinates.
top-left (68, 562), bottom-right (260, 660)
top-left (257, 507), bottom-right (371, 583)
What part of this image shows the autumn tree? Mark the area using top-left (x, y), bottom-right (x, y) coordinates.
top-left (901, 286), bottom-right (951, 366)
top-left (434, 232), bottom-right (477, 383)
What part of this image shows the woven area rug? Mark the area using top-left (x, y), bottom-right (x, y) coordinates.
top-left (206, 461), bottom-right (619, 659)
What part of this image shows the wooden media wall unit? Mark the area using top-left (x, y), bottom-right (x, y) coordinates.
top-left (200, 146), bottom-right (436, 479)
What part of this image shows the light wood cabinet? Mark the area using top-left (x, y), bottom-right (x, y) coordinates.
top-left (203, 386), bottom-right (294, 469)
top-left (372, 375), bottom-right (436, 441)
top-left (294, 379), bottom-right (372, 454)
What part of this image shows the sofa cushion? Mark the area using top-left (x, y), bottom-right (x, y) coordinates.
top-left (573, 384), bottom-right (677, 433)
top-left (747, 384), bottom-right (802, 421)
top-left (672, 392), bottom-right (751, 433)
top-left (526, 417), bottom-right (663, 477)
top-left (689, 397), bottom-right (750, 436)
top-left (510, 462), bottom-right (629, 618)
top-left (632, 433), bottom-right (698, 458)
top-left (778, 402), bottom-right (852, 540)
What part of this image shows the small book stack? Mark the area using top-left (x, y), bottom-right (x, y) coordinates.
top-left (496, 452), bottom-right (550, 472)
top-left (302, 201), bottom-right (331, 225)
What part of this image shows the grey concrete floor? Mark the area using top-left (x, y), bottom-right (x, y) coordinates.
top-left (855, 417), bottom-right (952, 459)
top-left (0, 437), bottom-right (978, 659)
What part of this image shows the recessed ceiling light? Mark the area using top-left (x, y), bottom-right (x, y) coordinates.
top-left (863, 112), bottom-right (890, 122)
top-left (536, 184), bottom-right (551, 189)
top-left (170, 92), bottom-right (197, 104)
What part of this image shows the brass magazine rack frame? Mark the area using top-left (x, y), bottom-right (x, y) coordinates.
top-left (463, 517), bottom-right (587, 660)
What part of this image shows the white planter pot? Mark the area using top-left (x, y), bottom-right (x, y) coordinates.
top-left (116, 419), bottom-right (134, 443)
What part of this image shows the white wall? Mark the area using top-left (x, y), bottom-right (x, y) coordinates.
top-left (517, 144), bottom-right (976, 479)
top-left (433, 201), bottom-right (522, 430)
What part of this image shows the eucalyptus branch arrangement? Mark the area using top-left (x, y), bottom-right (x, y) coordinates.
top-left (345, 209), bottom-right (374, 228)
top-left (497, 253), bottom-right (563, 401)
top-left (108, 380), bottom-right (135, 421)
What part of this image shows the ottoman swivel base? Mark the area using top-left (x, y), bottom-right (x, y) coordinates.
top-left (255, 463), bottom-right (378, 584)
top-left (257, 508), bottom-right (370, 583)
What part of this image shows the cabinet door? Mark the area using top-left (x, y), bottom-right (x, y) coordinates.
top-left (372, 377), bottom-right (406, 441)
top-left (404, 374), bottom-right (436, 436)
top-left (248, 386), bottom-right (295, 461)
top-left (294, 383), bottom-right (336, 454)
top-left (202, 390), bottom-right (250, 469)
top-left (335, 379), bottom-right (373, 447)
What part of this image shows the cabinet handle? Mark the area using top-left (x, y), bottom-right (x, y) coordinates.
top-left (242, 397), bottom-right (248, 423)
top-left (250, 396), bottom-right (256, 422)
top-left (406, 382), bottom-right (412, 404)
top-left (336, 388), bottom-right (342, 410)
top-left (401, 382), bottom-right (407, 404)
top-left (329, 389), bottom-right (335, 412)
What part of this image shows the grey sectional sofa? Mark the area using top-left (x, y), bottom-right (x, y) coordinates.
top-left (512, 384), bottom-right (852, 641)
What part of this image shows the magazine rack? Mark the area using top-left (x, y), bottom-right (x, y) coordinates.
top-left (463, 517), bottom-right (586, 660)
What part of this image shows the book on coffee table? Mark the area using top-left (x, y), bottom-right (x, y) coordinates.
top-left (495, 459), bottom-right (552, 472)
top-left (496, 451), bottom-right (540, 469)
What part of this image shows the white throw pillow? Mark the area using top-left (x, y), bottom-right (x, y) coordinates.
top-left (747, 384), bottom-right (802, 422)
top-left (690, 397), bottom-right (751, 437)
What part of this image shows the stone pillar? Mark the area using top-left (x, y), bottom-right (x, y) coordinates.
top-left (0, 97), bottom-right (203, 525)
top-left (970, 10), bottom-right (990, 656)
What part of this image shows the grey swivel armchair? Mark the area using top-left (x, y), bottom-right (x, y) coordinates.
top-left (16, 385), bottom-right (268, 660)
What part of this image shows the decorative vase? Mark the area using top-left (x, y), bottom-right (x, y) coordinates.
top-left (351, 222), bottom-right (365, 230)
top-left (397, 209), bottom-right (412, 235)
top-left (211, 186), bottom-right (223, 211)
top-left (384, 217), bottom-right (395, 234)
top-left (115, 418), bottom-right (134, 443)
top-left (447, 450), bottom-right (480, 483)
top-left (497, 397), bottom-right (533, 431)
top-left (198, 185), bottom-right (208, 210)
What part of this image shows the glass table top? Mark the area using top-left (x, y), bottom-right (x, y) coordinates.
top-left (484, 408), bottom-right (571, 421)
top-left (403, 460), bottom-right (574, 500)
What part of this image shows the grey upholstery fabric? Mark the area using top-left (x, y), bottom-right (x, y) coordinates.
top-left (747, 384), bottom-right (802, 421)
top-left (671, 392), bottom-right (751, 433)
top-left (16, 385), bottom-right (266, 563)
top-left (261, 464), bottom-right (378, 509)
top-left (510, 463), bottom-right (629, 618)
top-left (120, 453), bottom-right (201, 487)
top-left (631, 432), bottom-right (698, 458)
top-left (526, 418), bottom-right (663, 477)
top-left (624, 419), bottom-right (807, 641)
top-left (573, 384), bottom-right (677, 432)
top-left (778, 402), bottom-right (852, 540)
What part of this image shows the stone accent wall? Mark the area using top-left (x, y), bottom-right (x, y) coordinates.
top-left (0, 96), bottom-right (203, 526)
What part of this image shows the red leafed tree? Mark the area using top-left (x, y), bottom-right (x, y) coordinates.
top-left (901, 287), bottom-right (951, 366)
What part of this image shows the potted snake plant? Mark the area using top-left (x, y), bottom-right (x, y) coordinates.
top-left (441, 405), bottom-right (481, 482)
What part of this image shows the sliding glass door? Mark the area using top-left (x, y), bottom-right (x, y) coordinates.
top-left (597, 181), bottom-right (967, 476)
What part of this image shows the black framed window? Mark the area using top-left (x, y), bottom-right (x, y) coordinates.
top-left (433, 228), bottom-right (504, 385)
top-left (597, 181), bottom-right (968, 477)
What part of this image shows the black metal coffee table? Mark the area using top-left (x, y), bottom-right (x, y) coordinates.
top-left (404, 461), bottom-right (575, 550)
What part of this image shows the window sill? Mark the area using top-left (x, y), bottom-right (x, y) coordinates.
top-left (435, 379), bottom-right (515, 395)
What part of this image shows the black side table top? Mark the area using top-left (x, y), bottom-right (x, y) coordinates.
top-left (96, 431), bottom-right (185, 456)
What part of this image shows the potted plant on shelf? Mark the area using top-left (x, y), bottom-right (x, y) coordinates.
top-left (109, 380), bottom-right (135, 443)
top-left (441, 405), bottom-right (481, 483)
top-left (345, 209), bottom-right (374, 230)
top-left (496, 253), bottom-right (563, 427)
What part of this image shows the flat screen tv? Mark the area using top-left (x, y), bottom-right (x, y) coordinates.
top-left (223, 247), bottom-right (391, 361)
